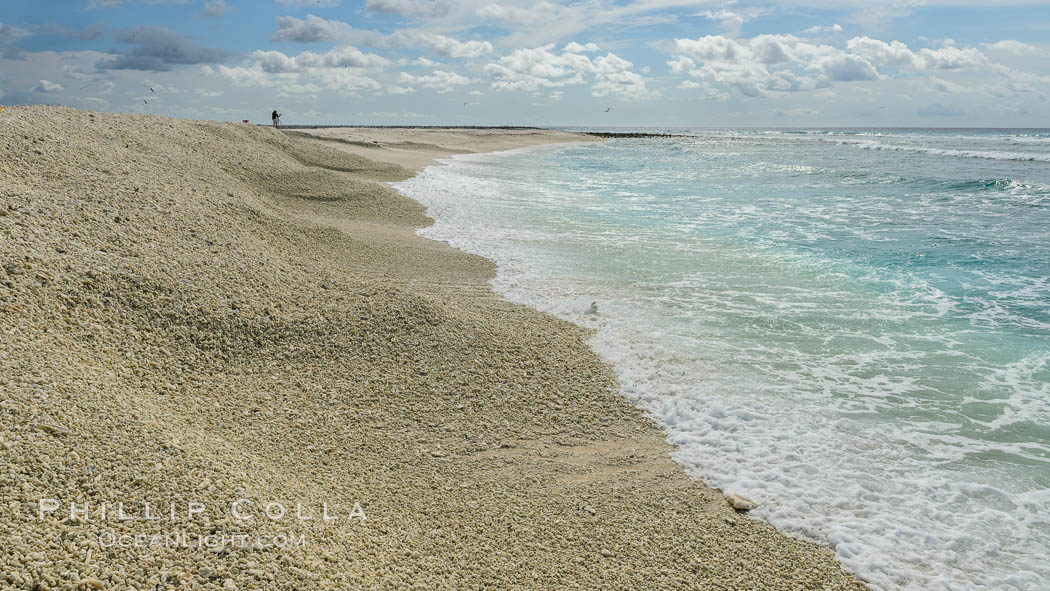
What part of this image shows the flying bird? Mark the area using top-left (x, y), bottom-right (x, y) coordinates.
top-left (143, 99), bottom-right (148, 104)
top-left (604, 107), bottom-right (612, 112)
top-left (150, 87), bottom-right (155, 93)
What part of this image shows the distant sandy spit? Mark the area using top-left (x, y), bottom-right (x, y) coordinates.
top-left (0, 106), bottom-right (866, 590)
top-left (287, 126), bottom-right (596, 172)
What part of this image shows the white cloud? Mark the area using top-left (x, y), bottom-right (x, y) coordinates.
top-left (194, 88), bottom-right (224, 96)
top-left (563, 42), bottom-right (599, 53)
top-left (815, 53), bottom-right (880, 81)
top-left (802, 23), bottom-right (843, 34)
top-left (398, 69), bottom-right (470, 93)
top-left (832, 2), bottom-right (916, 29)
top-left (592, 53), bottom-right (659, 100)
top-left (484, 43), bottom-right (655, 100)
top-left (484, 44), bottom-right (593, 92)
top-left (667, 34), bottom-right (1023, 99)
top-left (847, 37), bottom-right (988, 71)
top-left (845, 37), bottom-right (918, 69)
top-left (251, 46), bottom-right (388, 72)
top-left (476, 2), bottom-right (564, 26)
top-left (405, 57), bottom-right (440, 67)
top-left (982, 40), bottom-right (1049, 56)
top-left (697, 8), bottom-right (767, 34)
top-left (387, 85), bottom-right (416, 94)
top-left (209, 45), bottom-right (385, 96)
top-left (34, 79), bottom-right (63, 93)
top-left (669, 35), bottom-right (836, 97)
top-left (390, 31), bottom-right (493, 58)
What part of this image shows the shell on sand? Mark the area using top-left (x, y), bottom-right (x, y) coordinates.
top-left (726, 493), bottom-right (759, 512)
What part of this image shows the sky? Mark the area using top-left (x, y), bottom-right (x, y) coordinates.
top-left (1, 0), bottom-right (1049, 127)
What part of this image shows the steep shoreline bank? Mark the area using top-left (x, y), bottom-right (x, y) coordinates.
top-left (1, 106), bottom-right (866, 590)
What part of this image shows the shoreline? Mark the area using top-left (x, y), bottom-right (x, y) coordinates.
top-left (1, 106), bottom-right (867, 590)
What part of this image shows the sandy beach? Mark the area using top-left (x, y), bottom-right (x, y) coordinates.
top-left (0, 106), bottom-right (866, 590)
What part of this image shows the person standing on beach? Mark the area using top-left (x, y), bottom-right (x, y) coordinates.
top-left (272, 110), bottom-right (280, 128)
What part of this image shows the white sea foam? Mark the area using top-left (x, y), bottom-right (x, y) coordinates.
top-left (838, 139), bottom-right (1050, 163)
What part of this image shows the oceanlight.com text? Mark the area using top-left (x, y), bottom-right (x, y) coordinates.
top-left (97, 531), bottom-right (308, 549)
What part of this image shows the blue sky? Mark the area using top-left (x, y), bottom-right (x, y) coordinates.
top-left (2, 0), bottom-right (1049, 126)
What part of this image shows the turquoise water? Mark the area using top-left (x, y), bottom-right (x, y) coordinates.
top-left (393, 129), bottom-right (1050, 590)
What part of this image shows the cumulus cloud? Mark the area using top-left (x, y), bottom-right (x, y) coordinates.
top-left (34, 79), bottom-right (63, 93)
top-left (668, 34), bottom-right (1012, 99)
top-left (250, 46), bottom-right (387, 74)
top-left (846, 37), bottom-right (988, 71)
top-left (484, 44), bottom-right (655, 100)
top-left (824, 54), bottom-right (879, 81)
top-left (97, 26), bottom-right (230, 71)
top-left (669, 35), bottom-right (833, 97)
top-left (398, 69), bottom-right (470, 93)
top-left (209, 45), bottom-right (385, 95)
top-left (485, 45), bottom-right (595, 92)
top-left (591, 53), bottom-right (658, 100)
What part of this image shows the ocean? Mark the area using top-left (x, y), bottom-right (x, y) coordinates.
top-left (392, 128), bottom-right (1050, 590)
